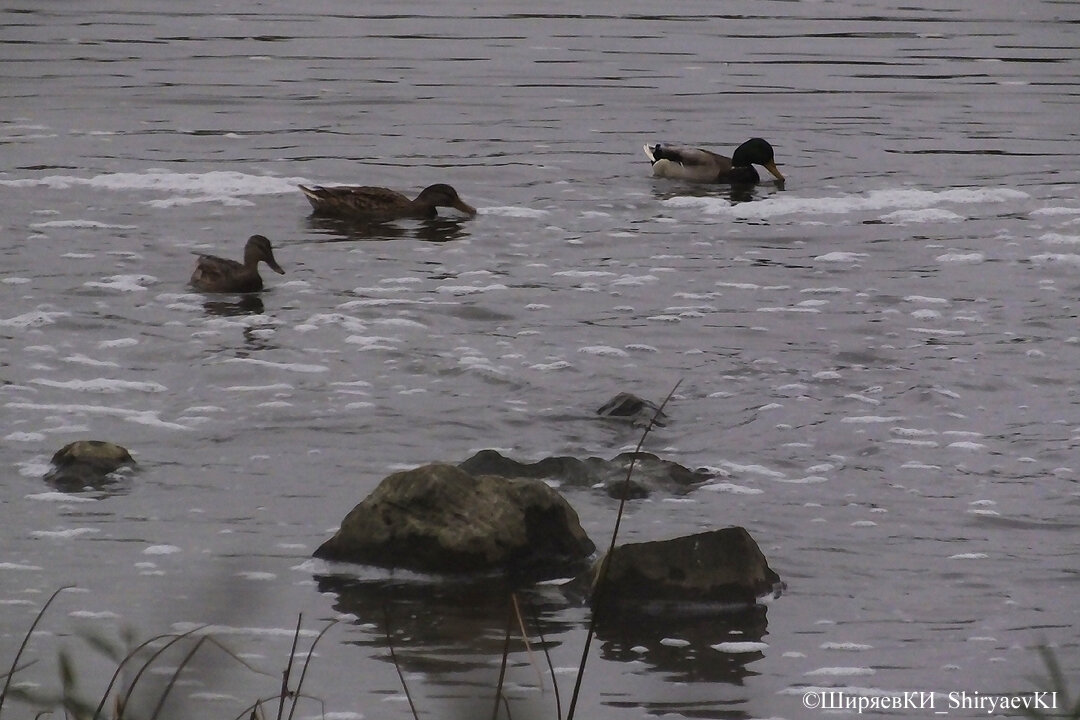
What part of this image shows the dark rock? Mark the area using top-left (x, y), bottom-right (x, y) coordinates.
top-left (585, 527), bottom-right (782, 612)
top-left (314, 463), bottom-right (596, 580)
top-left (596, 392), bottom-right (668, 428)
top-left (458, 448), bottom-right (712, 499)
top-left (45, 440), bottom-right (136, 492)
top-left (458, 449), bottom-right (595, 485)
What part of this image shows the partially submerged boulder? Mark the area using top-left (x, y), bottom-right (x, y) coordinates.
top-left (596, 392), bottom-right (668, 428)
top-left (459, 449), bottom-right (711, 499)
top-left (44, 440), bottom-right (136, 491)
top-left (314, 463), bottom-right (596, 580)
top-left (586, 527), bottom-right (782, 613)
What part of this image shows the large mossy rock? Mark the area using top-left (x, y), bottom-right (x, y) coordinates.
top-left (44, 440), bottom-right (135, 491)
top-left (588, 527), bottom-right (782, 612)
top-left (314, 463), bottom-right (596, 579)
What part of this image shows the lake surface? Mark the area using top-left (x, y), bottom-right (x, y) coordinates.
top-left (2, 1), bottom-right (1078, 718)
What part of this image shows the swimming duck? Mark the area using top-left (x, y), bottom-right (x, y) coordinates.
top-left (298, 183), bottom-right (477, 220)
top-left (643, 138), bottom-right (785, 184)
top-left (189, 234), bottom-right (285, 293)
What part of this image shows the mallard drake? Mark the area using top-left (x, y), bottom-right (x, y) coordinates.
top-left (643, 138), bottom-right (785, 184)
top-left (189, 234), bottom-right (285, 293)
top-left (298, 183), bottom-right (477, 220)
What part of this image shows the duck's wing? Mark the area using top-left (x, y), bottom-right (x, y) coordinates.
top-left (643, 144), bottom-right (732, 181)
top-left (298, 185), bottom-right (411, 217)
top-left (190, 254), bottom-right (251, 291)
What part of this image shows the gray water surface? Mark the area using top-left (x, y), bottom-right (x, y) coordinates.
top-left (2, 2), bottom-right (1079, 718)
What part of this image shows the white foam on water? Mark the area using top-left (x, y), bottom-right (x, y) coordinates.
top-left (948, 441), bottom-right (987, 451)
top-left (30, 528), bottom-right (100, 539)
top-left (220, 358), bottom-right (328, 373)
top-left (373, 318), bottom-right (427, 329)
top-left (1031, 253), bottom-right (1080, 265)
top-left (757, 306), bottom-right (820, 313)
top-left (0, 169), bottom-right (311, 206)
top-left (29, 219), bottom-right (139, 230)
top-left (479, 205), bottom-right (548, 218)
top-left (0, 310), bottom-right (71, 328)
top-left (84, 274), bottom-right (158, 292)
top-left (1032, 205), bottom-right (1080, 216)
top-left (6, 401), bottom-right (190, 430)
top-left (64, 353), bottom-right (120, 367)
top-left (236, 571), bottom-right (277, 581)
top-left (815, 251), bottom-right (866, 263)
top-left (435, 283), bottom-right (508, 294)
top-left (0, 562), bottom-right (45, 570)
top-left (7, 432), bottom-right (46, 443)
top-left (711, 641), bottom-right (768, 653)
top-left (578, 345), bottom-right (628, 357)
top-left (171, 622), bottom-right (320, 638)
top-left (344, 335), bottom-right (400, 350)
top-left (553, 270), bottom-right (617, 278)
top-left (30, 378), bottom-right (167, 393)
top-left (821, 642), bottom-right (874, 651)
top-left (1040, 232), bottom-right (1080, 245)
top-left (901, 461), bottom-right (941, 470)
top-left (529, 360), bottom-right (574, 371)
top-left (144, 544), bottom-right (181, 555)
top-left (660, 637), bottom-right (691, 647)
top-left (935, 252), bottom-right (984, 264)
top-left (612, 273), bottom-right (658, 286)
top-left (25, 491), bottom-right (96, 503)
top-left (805, 666), bottom-right (876, 676)
top-left (661, 186), bottom-right (1029, 221)
top-left (295, 312), bottom-right (369, 333)
top-left (773, 475), bottom-right (830, 485)
top-left (880, 208), bottom-right (964, 224)
top-left (701, 482), bottom-right (764, 495)
top-left (718, 461), bottom-right (786, 479)
top-left (222, 383), bottom-right (294, 393)
top-left (842, 415), bottom-right (905, 423)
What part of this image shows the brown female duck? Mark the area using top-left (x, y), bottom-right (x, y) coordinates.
top-left (644, 138), bottom-right (785, 184)
top-left (298, 183), bottom-right (477, 220)
top-left (189, 234), bottom-right (285, 293)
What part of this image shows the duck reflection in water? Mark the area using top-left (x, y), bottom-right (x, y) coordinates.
top-left (305, 214), bottom-right (473, 243)
top-left (201, 294), bottom-right (266, 317)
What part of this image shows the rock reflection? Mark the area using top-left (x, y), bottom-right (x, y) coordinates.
top-left (594, 603), bottom-right (769, 685)
top-left (43, 468), bottom-right (133, 497)
top-left (315, 572), bottom-right (575, 659)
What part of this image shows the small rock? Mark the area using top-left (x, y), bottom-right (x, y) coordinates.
top-left (596, 392), bottom-right (668, 428)
top-left (585, 527), bottom-right (782, 612)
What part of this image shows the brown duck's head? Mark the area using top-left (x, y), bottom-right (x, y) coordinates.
top-left (243, 234), bottom-right (285, 274)
top-left (418, 184), bottom-right (477, 216)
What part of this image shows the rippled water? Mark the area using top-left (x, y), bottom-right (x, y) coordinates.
top-left (3, 2), bottom-right (1079, 718)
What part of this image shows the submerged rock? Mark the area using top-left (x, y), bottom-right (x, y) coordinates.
top-left (585, 527), bottom-right (782, 612)
top-left (44, 440), bottom-right (136, 491)
top-left (596, 392), bottom-right (669, 428)
top-left (314, 463), bottom-right (596, 580)
top-left (459, 448), bottom-right (711, 499)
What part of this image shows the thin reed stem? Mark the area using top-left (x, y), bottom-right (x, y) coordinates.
top-left (565, 380), bottom-right (682, 720)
